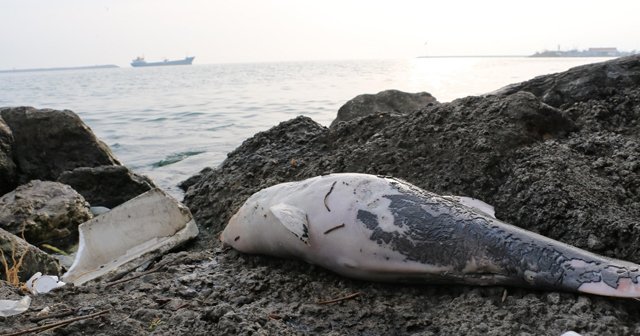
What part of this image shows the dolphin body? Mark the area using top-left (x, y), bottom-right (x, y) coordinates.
top-left (222, 173), bottom-right (640, 297)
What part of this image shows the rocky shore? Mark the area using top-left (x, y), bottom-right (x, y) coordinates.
top-left (0, 107), bottom-right (155, 283)
top-left (2, 55), bottom-right (640, 335)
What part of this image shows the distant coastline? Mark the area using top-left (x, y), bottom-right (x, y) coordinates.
top-left (530, 47), bottom-right (636, 58)
top-left (417, 47), bottom-right (637, 59)
top-left (0, 64), bottom-right (119, 74)
top-left (417, 55), bottom-right (527, 58)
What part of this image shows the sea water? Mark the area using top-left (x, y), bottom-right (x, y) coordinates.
top-left (0, 57), bottom-right (612, 198)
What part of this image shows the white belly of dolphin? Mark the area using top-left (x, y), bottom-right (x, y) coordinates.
top-left (221, 173), bottom-right (640, 298)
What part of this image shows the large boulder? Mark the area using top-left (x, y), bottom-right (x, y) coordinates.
top-left (330, 89), bottom-right (438, 128)
top-left (184, 91), bottom-right (575, 234)
top-left (58, 165), bottom-right (155, 208)
top-left (0, 117), bottom-right (17, 195)
top-left (182, 55), bottom-right (640, 334)
top-left (0, 106), bottom-right (157, 206)
top-left (494, 54), bottom-right (640, 109)
top-left (1, 228), bottom-right (61, 282)
top-left (0, 106), bottom-right (119, 184)
top-left (0, 180), bottom-right (92, 249)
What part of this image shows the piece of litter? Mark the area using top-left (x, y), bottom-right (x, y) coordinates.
top-left (0, 296), bottom-right (31, 317)
top-left (90, 206), bottom-right (111, 216)
top-left (560, 332), bottom-right (582, 336)
top-left (36, 306), bottom-right (52, 317)
top-left (53, 253), bottom-right (76, 269)
top-left (26, 272), bottom-right (66, 295)
top-left (63, 189), bottom-right (199, 286)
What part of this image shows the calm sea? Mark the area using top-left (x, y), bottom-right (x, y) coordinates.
top-left (0, 57), bottom-right (612, 198)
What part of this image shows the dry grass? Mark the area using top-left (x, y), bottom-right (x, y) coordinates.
top-left (1, 236), bottom-right (29, 286)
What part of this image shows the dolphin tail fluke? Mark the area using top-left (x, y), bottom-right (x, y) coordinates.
top-left (564, 257), bottom-right (640, 298)
top-left (578, 278), bottom-right (640, 298)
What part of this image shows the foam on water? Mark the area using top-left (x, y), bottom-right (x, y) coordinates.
top-left (0, 58), bottom-right (612, 199)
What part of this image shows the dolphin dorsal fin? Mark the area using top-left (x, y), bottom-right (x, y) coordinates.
top-left (443, 196), bottom-right (496, 218)
top-left (269, 203), bottom-right (310, 245)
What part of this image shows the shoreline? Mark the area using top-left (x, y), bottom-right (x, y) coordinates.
top-left (0, 64), bottom-right (119, 74)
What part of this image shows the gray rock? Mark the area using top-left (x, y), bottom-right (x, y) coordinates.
top-left (180, 55), bottom-right (640, 334)
top-left (0, 106), bottom-right (156, 208)
top-left (0, 180), bottom-right (92, 249)
top-left (58, 165), bottom-right (155, 208)
top-left (184, 91), bottom-right (575, 234)
top-left (0, 117), bottom-right (17, 195)
top-left (0, 228), bottom-right (61, 282)
top-left (0, 106), bottom-right (120, 184)
top-left (493, 54), bottom-right (640, 109)
top-left (330, 89), bottom-right (438, 128)
top-left (0, 279), bottom-right (23, 300)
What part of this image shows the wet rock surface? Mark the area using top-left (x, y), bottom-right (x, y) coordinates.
top-left (3, 55), bottom-right (640, 335)
top-left (0, 180), bottom-right (92, 250)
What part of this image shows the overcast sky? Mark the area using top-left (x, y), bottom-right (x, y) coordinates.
top-left (2, 0), bottom-right (639, 68)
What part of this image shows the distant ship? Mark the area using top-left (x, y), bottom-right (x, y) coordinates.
top-left (131, 56), bottom-right (195, 67)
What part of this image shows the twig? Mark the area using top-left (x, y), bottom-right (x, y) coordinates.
top-left (323, 223), bottom-right (345, 235)
top-left (104, 258), bottom-right (175, 288)
top-left (29, 308), bottom-right (77, 323)
top-left (316, 292), bottom-right (361, 305)
top-left (267, 312), bottom-right (282, 320)
top-left (174, 302), bottom-right (191, 311)
top-left (323, 181), bottom-right (337, 212)
top-left (35, 323), bottom-right (67, 335)
top-left (1, 310), bottom-right (109, 336)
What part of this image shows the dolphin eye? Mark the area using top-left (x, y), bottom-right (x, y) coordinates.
top-left (234, 236), bottom-right (240, 241)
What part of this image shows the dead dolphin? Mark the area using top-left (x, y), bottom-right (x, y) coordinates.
top-left (221, 173), bottom-right (640, 298)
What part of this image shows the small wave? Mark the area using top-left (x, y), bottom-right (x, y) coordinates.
top-left (180, 111), bottom-right (206, 117)
top-left (152, 150), bottom-right (206, 168)
top-left (206, 123), bottom-right (234, 131)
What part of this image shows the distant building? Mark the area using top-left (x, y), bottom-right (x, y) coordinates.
top-left (531, 47), bottom-right (632, 58)
top-left (586, 48), bottom-right (619, 56)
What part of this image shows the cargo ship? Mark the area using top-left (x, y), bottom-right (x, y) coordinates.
top-left (131, 56), bottom-right (195, 67)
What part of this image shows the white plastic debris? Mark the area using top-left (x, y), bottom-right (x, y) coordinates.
top-left (0, 296), bottom-right (31, 317)
top-left (25, 272), bottom-right (66, 295)
top-left (561, 332), bottom-right (582, 336)
top-left (36, 306), bottom-right (51, 317)
top-left (53, 253), bottom-right (76, 269)
top-left (62, 188), bottom-right (199, 286)
top-left (90, 206), bottom-right (111, 216)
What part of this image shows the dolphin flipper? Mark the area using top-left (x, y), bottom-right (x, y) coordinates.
top-left (269, 203), bottom-right (310, 245)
